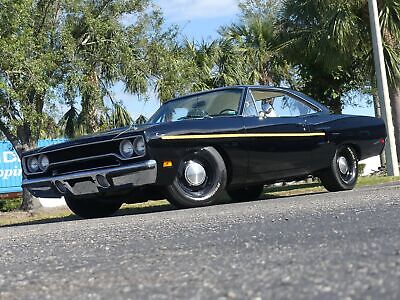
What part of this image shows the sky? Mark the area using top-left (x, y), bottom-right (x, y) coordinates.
top-left (157, 0), bottom-right (240, 41)
top-left (115, 0), bottom-right (241, 120)
top-left (115, 0), bottom-right (374, 120)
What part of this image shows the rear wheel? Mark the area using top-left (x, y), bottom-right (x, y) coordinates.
top-left (319, 145), bottom-right (358, 192)
top-left (65, 196), bottom-right (122, 219)
top-left (227, 185), bottom-right (264, 202)
top-left (166, 147), bottom-right (227, 208)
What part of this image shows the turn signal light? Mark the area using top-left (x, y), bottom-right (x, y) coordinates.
top-left (163, 161), bottom-right (173, 168)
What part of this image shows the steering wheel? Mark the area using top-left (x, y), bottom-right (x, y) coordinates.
top-left (178, 110), bottom-right (209, 120)
top-left (218, 109), bottom-right (237, 115)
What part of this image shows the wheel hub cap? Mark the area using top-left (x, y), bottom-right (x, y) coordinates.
top-left (184, 161), bottom-right (206, 186)
top-left (338, 156), bottom-right (349, 174)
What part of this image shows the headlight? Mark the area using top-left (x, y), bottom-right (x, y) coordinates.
top-left (27, 156), bottom-right (39, 173)
top-left (133, 136), bottom-right (146, 156)
top-left (119, 139), bottom-right (134, 158)
top-left (38, 155), bottom-right (50, 171)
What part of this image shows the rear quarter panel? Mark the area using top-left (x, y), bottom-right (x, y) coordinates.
top-left (308, 114), bottom-right (386, 171)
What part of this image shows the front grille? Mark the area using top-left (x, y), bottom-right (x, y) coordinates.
top-left (51, 156), bottom-right (121, 176)
top-left (24, 135), bottom-right (145, 177)
top-left (48, 142), bottom-right (119, 164)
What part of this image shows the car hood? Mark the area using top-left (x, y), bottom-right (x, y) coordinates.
top-left (24, 123), bottom-right (158, 155)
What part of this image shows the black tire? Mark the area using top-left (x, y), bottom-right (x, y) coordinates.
top-left (166, 147), bottom-right (227, 208)
top-left (227, 185), bottom-right (264, 202)
top-left (319, 145), bottom-right (359, 192)
top-left (65, 196), bottom-right (122, 219)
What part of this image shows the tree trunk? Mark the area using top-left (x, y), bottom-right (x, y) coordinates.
top-left (0, 121), bottom-right (42, 211)
top-left (20, 147), bottom-right (42, 211)
top-left (20, 187), bottom-right (41, 211)
top-left (330, 94), bottom-right (343, 114)
top-left (18, 134), bottom-right (42, 211)
top-left (80, 70), bottom-right (101, 134)
top-left (373, 93), bottom-right (381, 118)
top-left (389, 84), bottom-right (400, 161)
top-left (373, 93), bottom-right (386, 166)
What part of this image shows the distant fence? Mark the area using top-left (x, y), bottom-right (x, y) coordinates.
top-left (0, 139), bottom-right (65, 194)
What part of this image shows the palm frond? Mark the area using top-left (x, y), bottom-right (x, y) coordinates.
top-left (109, 102), bottom-right (132, 128)
top-left (59, 105), bottom-right (79, 138)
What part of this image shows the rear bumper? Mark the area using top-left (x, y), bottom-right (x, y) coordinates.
top-left (22, 160), bottom-right (157, 198)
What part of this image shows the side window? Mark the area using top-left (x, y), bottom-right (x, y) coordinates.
top-left (249, 90), bottom-right (317, 118)
top-left (243, 92), bottom-right (258, 117)
top-left (272, 96), bottom-right (317, 117)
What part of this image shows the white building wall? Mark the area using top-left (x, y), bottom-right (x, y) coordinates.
top-left (360, 155), bottom-right (381, 176)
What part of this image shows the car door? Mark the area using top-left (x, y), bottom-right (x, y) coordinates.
top-left (302, 113), bottom-right (341, 172)
top-left (242, 88), bottom-right (321, 182)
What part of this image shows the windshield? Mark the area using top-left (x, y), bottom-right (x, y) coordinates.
top-left (148, 89), bottom-right (243, 124)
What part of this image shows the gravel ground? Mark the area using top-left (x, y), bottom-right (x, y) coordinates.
top-left (1, 184), bottom-right (400, 300)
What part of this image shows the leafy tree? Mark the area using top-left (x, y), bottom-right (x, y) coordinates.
top-left (59, 0), bottom-right (166, 137)
top-left (232, 0), bottom-right (400, 116)
top-left (0, 0), bottom-right (63, 154)
top-left (280, 0), bottom-right (400, 151)
top-left (0, 0), bottom-right (175, 209)
top-left (152, 1), bottom-right (288, 102)
top-left (187, 39), bottom-right (251, 88)
top-left (0, 0), bottom-right (66, 209)
top-left (154, 38), bottom-right (251, 100)
top-left (221, 15), bottom-right (290, 86)
top-left (278, 0), bottom-right (372, 113)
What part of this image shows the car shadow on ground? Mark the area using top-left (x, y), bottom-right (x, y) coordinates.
top-left (0, 203), bottom-right (176, 228)
top-left (1, 191), bottom-right (328, 228)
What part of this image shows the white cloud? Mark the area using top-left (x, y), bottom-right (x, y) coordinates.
top-left (156, 0), bottom-right (239, 22)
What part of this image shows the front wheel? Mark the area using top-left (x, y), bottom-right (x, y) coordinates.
top-left (166, 147), bottom-right (227, 208)
top-left (65, 196), bottom-right (122, 219)
top-left (319, 145), bottom-right (358, 192)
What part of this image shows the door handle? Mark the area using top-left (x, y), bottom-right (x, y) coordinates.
top-left (297, 123), bottom-right (308, 132)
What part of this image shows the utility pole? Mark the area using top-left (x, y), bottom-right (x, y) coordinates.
top-left (373, 93), bottom-right (387, 167)
top-left (368, 0), bottom-right (399, 176)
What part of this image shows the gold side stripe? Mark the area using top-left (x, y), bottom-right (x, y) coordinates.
top-left (161, 132), bottom-right (326, 140)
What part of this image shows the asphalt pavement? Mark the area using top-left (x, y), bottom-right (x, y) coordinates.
top-left (1, 184), bottom-right (400, 300)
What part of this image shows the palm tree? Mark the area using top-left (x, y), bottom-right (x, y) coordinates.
top-left (279, 0), bottom-right (370, 113)
top-left (221, 16), bottom-right (288, 86)
top-left (178, 39), bottom-right (249, 92)
top-left (60, 100), bottom-right (132, 139)
top-left (280, 0), bottom-right (400, 151)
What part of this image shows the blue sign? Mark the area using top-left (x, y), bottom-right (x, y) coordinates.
top-left (0, 139), bottom-right (65, 193)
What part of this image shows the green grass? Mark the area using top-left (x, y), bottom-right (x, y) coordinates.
top-left (0, 176), bottom-right (399, 227)
top-left (265, 176), bottom-right (400, 197)
top-left (357, 176), bottom-right (400, 186)
top-left (0, 198), bottom-right (22, 212)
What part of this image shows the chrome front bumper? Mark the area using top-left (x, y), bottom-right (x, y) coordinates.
top-left (22, 160), bottom-right (157, 198)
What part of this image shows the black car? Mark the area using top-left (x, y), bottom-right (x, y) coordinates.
top-left (22, 86), bottom-right (386, 218)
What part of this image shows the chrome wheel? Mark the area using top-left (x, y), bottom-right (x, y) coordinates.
top-left (319, 146), bottom-right (359, 192)
top-left (166, 147), bottom-right (227, 208)
top-left (336, 148), bottom-right (357, 184)
top-left (337, 156), bottom-right (349, 174)
top-left (177, 158), bottom-right (214, 201)
top-left (184, 161), bottom-right (207, 187)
